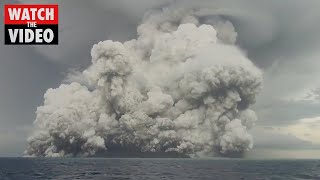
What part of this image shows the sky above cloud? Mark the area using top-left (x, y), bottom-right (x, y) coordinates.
top-left (0, 0), bottom-right (320, 157)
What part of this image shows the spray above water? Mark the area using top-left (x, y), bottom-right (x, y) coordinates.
top-left (26, 8), bottom-right (263, 157)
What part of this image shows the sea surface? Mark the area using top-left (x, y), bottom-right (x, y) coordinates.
top-left (0, 158), bottom-right (319, 180)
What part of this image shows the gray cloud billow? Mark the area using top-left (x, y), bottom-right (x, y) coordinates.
top-left (25, 8), bottom-right (262, 157)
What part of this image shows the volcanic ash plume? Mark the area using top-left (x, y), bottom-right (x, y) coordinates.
top-left (26, 9), bottom-right (263, 157)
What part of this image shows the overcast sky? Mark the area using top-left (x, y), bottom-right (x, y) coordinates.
top-left (1, 0), bottom-right (320, 157)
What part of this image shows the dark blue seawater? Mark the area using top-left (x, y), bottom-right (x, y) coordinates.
top-left (0, 158), bottom-right (319, 180)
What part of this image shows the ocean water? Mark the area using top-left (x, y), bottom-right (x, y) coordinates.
top-left (0, 158), bottom-right (319, 180)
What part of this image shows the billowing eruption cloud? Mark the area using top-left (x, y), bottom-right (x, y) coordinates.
top-left (25, 8), bottom-right (262, 157)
